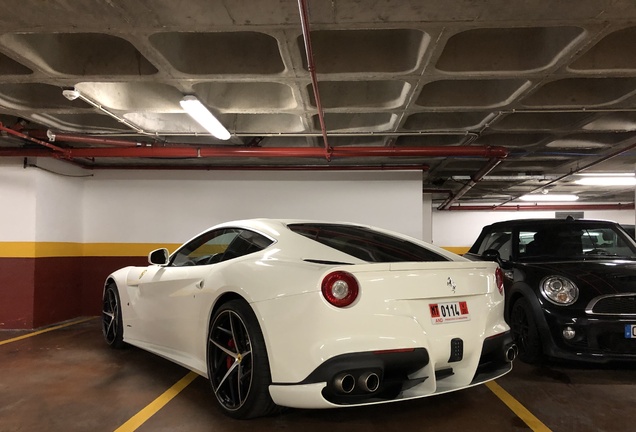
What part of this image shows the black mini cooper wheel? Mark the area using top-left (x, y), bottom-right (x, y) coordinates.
top-left (102, 283), bottom-right (125, 349)
top-left (510, 297), bottom-right (542, 364)
top-left (207, 300), bottom-right (276, 419)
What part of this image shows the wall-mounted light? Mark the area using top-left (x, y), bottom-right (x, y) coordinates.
top-left (180, 96), bottom-right (231, 140)
top-left (574, 173), bottom-right (636, 186)
top-left (519, 194), bottom-right (579, 202)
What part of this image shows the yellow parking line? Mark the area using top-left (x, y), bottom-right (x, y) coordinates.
top-left (0, 317), bottom-right (96, 346)
top-left (114, 371), bottom-right (199, 432)
top-left (486, 381), bottom-right (552, 432)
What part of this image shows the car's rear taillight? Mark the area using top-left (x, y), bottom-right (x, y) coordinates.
top-left (321, 271), bottom-right (359, 307)
top-left (495, 267), bottom-right (504, 296)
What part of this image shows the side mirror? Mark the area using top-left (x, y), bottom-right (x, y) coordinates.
top-left (482, 248), bottom-right (512, 269)
top-left (482, 249), bottom-right (501, 263)
top-left (148, 248), bottom-right (170, 266)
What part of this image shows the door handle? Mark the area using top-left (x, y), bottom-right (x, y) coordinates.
top-left (196, 280), bottom-right (204, 289)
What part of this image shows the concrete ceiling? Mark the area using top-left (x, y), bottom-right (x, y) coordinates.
top-left (2, 0), bottom-right (636, 209)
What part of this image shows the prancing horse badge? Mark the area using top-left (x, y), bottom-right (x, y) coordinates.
top-left (447, 277), bottom-right (457, 293)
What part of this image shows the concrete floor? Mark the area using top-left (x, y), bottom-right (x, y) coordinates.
top-left (1, 319), bottom-right (635, 432)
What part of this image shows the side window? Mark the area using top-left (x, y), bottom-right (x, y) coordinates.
top-left (222, 230), bottom-right (274, 261)
top-left (477, 229), bottom-right (513, 260)
top-left (172, 229), bottom-right (240, 267)
top-left (519, 230), bottom-right (540, 256)
top-left (171, 228), bottom-right (274, 267)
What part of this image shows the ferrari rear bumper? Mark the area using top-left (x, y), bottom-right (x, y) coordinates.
top-left (269, 333), bottom-right (514, 409)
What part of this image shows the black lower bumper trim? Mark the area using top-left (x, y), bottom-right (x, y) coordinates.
top-left (297, 348), bottom-right (429, 405)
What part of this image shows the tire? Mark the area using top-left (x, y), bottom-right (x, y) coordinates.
top-left (510, 297), bottom-right (543, 364)
top-left (102, 282), bottom-right (125, 349)
top-left (207, 299), bottom-right (277, 419)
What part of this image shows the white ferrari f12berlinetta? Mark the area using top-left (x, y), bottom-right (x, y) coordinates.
top-left (102, 219), bottom-right (515, 419)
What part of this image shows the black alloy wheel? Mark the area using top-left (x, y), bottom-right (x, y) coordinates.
top-left (510, 297), bottom-right (543, 364)
top-left (102, 283), bottom-right (125, 348)
top-left (207, 300), bottom-right (276, 419)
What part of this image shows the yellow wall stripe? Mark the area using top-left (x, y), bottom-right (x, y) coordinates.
top-left (1, 241), bottom-right (469, 258)
top-left (442, 246), bottom-right (470, 255)
top-left (486, 381), bottom-right (552, 432)
top-left (0, 317), bottom-right (96, 346)
top-left (83, 243), bottom-right (180, 257)
top-left (114, 371), bottom-right (199, 432)
top-left (0, 242), bottom-right (180, 258)
top-left (0, 242), bottom-right (36, 257)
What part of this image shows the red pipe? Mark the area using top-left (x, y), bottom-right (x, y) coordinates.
top-left (446, 203), bottom-right (635, 211)
top-left (27, 130), bottom-right (143, 148)
top-left (22, 129), bottom-right (509, 159)
top-left (0, 124), bottom-right (70, 156)
top-left (0, 144), bottom-right (509, 161)
top-left (298, 0), bottom-right (330, 158)
top-left (437, 157), bottom-right (504, 210)
top-left (494, 135), bottom-right (636, 209)
top-left (80, 163), bottom-right (430, 171)
top-left (0, 145), bottom-right (508, 159)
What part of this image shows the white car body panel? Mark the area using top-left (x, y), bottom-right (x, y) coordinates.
top-left (105, 218), bottom-right (513, 410)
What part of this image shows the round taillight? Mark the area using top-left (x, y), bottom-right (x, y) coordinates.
top-left (495, 267), bottom-right (504, 296)
top-left (321, 271), bottom-right (359, 307)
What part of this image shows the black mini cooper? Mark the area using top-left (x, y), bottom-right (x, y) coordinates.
top-left (465, 218), bottom-right (636, 363)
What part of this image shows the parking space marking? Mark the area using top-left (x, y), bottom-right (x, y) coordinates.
top-left (0, 317), bottom-right (96, 346)
top-left (114, 371), bottom-right (199, 432)
top-left (486, 381), bottom-right (552, 432)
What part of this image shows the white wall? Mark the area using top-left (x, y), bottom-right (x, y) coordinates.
top-left (4, 156), bottom-right (635, 249)
top-left (2, 160), bottom-right (424, 246)
top-left (422, 194), bottom-right (432, 243)
top-left (82, 170), bottom-right (424, 243)
top-left (34, 158), bottom-right (84, 243)
top-left (431, 208), bottom-right (636, 248)
top-left (0, 158), bottom-right (86, 244)
top-left (0, 158), bottom-right (37, 241)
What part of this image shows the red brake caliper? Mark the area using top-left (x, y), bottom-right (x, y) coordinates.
top-left (226, 339), bottom-right (235, 369)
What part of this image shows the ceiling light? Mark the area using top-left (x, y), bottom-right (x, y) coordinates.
top-left (519, 194), bottom-right (579, 202)
top-left (180, 96), bottom-right (231, 140)
top-left (574, 176), bottom-right (636, 186)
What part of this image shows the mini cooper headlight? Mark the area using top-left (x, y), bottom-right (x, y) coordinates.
top-left (540, 276), bottom-right (579, 306)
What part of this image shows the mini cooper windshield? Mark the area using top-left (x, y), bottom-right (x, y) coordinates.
top-left (519, 224), bottom-right (636, 260)
top-left (473, 221), bottom-right (636, 262)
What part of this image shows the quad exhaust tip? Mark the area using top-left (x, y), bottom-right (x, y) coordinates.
top-left (505, 344), bottom-right (518, 362)
top-left (334, 373), bottom-right (356, 394)
top-left (333, 371), bottom-right (380, 394)
top-left (358, 372), bottom-right (380, 393)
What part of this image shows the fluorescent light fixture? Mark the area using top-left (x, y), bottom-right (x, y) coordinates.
top-left (519, 194), bottom-right (579, 202)
top-left (575, 175), bottom-right (636, 186)
top-left (578, 172), bottom-right (634, 176)
top-left (180, 96), bottom-right (231, 140)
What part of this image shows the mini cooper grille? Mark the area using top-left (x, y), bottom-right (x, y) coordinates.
top-left (587, 295), bottom-right (636, 315)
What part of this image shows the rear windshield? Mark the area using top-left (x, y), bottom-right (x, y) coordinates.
top-left (288, 223), bottom-right (449, 263)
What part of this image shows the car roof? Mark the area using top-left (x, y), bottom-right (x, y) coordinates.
top-left (206, 218), bottom-right (377, 242)
top-left (483, 218), bottom-right (619, 229)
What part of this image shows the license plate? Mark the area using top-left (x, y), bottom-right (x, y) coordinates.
top-left (429, 301), bottom-right (470, 324)
top-left (625, 324), bottom-right (636, 339)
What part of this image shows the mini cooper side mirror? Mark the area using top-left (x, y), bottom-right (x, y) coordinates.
top-left (148, 248), bottom-right (170, 266)
top-left (482, 249), bottom-right (512, 269)
top-left (482, 248), bottom-right (502, 263)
